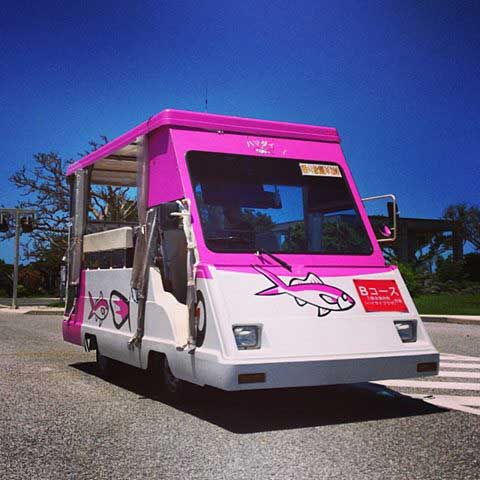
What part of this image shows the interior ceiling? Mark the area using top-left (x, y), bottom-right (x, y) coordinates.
top-left (90, 142), bottom-right (139, 187)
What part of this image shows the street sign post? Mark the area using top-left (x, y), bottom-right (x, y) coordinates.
top-left (0, 208), bottom-right (35, 309)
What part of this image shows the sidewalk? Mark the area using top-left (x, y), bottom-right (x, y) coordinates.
top-left (421, 315), bottom-right (480, 326)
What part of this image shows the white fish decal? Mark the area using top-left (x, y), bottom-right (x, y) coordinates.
top-left (254, 266), bottom-right (355, 317)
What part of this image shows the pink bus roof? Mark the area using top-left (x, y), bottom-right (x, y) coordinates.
top-left (66, 109), bottom-right (340, 184)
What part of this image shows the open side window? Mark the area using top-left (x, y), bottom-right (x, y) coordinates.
top-left (83, 142), bottom-right (140, 268)
top-left (78, 139), bottom-right (143, 270)
top-left (65, 137), bottom-right (145, 314)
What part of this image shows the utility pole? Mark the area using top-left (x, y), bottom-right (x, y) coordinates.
top-left (0, 208), bottom-right (35, 309)
top-left (12, 210), bottom-right (20, 309)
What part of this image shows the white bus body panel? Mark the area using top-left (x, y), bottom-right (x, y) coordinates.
top-left (80, 266), bottom-right (438, 391)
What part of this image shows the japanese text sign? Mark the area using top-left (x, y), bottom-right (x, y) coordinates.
top-left (353, 279), bottom-right (408, 312)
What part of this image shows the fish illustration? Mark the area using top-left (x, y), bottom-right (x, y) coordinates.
top-left (88, 291), bottom-right (109, 322)
top-left (253, 266), bottom-right (355, 317)
top-left (109, 290), bottom-right (131, 331)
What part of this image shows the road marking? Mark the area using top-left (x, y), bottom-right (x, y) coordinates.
top-left (440, 362), bottom-right (480, 369)
top-left (411, 396), bottom-right (480, 416)
top-left (376, 380), bottom-right (480, 391)
top-left (408, 394), bottom-right (480, 407)
top-left (375, 352), bottom-right (480, 416)
top-left (440, 354), bottom-right (480, 363)
top-left (438, 370), bottom-right (480, 379)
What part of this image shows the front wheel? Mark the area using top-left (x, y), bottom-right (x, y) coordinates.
top-left (96, 349), bottom-right (115, 379)
top-left (162, 357), bottom-right (187, 400)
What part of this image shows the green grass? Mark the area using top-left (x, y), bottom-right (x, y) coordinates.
top-left (48, 300), bottom-right (65, 308)
top-left (414, 294), bottom-right (480, 316)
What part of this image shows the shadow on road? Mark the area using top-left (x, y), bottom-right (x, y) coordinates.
top-left (71, 361), bottom-right (447, 434)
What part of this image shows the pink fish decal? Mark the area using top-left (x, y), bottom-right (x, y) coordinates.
top-left (88, 291), bottom-right (109, 322)
top-left (254, 266), bottom-right (355, 317)
top-left (109, 290), bottom-right (131, 331)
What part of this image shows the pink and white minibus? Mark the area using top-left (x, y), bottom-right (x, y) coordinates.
top-left (63, 109), bottom-right (439, 395)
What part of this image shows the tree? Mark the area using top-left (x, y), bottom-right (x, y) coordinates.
top-left (6, 152), bottom-right (71, 258)
top-left (464, 252), bottom-right (480, 282)
top-left (443, 203), bottom-right (480, 251)
top-left (18, 266), bottom-right (43, 294)
top-left (0, 259), bottom-right (13, 296)
top-left (89, 188), bottom-right (137, 223)
top-left (238, 209), bottom-right (274, 232)
top-left (466, 207), bottom-right (480, 251)
top-left (283, 222), bottom-right (306, 252)
top-left (1, 139), bottom-right (138, 281)
top-left (415, 232), bottom-right (451, 272)
top-left (380, 203), bottom-right (479, 271)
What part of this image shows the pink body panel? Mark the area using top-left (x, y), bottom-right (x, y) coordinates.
top-left (62, 269), bottom-right (85, 346)
top-left (66, 109), bottom-right (339, 176)
top-left (64, 110), bottom-right (387, 333)
top-left (147, 127), bottom-right (184, 205)
top-left (215, 264), bottom-right (396, 277)
top-left (196, 264), bottom-right (213, 279)
top-left (165, 128), bottom-right (385, 268)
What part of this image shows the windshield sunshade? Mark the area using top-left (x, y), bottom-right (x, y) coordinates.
top-left (187, 152), bottom-right (373, 255)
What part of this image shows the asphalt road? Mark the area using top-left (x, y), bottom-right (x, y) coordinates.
top-left (1, 313), bottom-right (479, 480)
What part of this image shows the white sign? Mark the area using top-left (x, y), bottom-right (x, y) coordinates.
top-left (299, 163), bottom-right (342, 177)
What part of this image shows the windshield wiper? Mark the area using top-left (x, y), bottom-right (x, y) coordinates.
top-left (256, 247), bottom-right (292, 272)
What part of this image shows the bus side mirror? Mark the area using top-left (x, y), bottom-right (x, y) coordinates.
top-left (362, 194), bottom-right (398, 243)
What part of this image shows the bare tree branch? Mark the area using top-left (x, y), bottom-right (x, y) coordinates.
top-left (1, 137), bottom-right (138, 267)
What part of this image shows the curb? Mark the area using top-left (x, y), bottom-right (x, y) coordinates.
top-left (421, 316), bottom-right (480, 326)
top-left (24, 309), bottom-right (64, 316)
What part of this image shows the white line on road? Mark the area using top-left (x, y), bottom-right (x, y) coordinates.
top-left (419, 397), bottom-right (480, 416)
top-left (438, 370), bottom-right (480, 379)
top-left (408, 394), bottom-right (480, 407)
top-left (439, 362), bottom-right (480, 369)
top-left (374, 380), bottom-right (480, 391)
top-left (440, 355), bottom-right (480, 363)
top-left (380, 352), bottom-right (480, 416)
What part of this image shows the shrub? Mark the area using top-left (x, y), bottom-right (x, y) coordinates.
top-left (18, 267), bottom-right (43, 294)
top-left (436, 256), bottom-right (466, 284)
top-left (396, 262), bottom-right (421, 297)
top-left (16, 284), bottom-right (29, 297)
top-left (464, 253), bottom-right (480, 282)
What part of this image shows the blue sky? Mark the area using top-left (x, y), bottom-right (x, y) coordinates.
top-left (1, 0), bottom-right (479, 261)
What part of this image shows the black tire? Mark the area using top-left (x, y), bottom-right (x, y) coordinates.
top-left (162, 356), bottom-right (188, 401)
top-left (96, 348), bottom-right (115, 379)
top-left (147, 353), bottom-right (165, 396)
top-left (195, 291), bottom-right (207, 348)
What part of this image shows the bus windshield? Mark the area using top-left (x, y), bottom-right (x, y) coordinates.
top-left (187, 152), bottom-right (373, 255)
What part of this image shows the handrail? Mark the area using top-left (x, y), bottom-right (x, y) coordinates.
top-left (362, 193), bottom-right (398, 243)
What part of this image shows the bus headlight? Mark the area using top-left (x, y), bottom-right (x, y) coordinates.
top-left (394, 320), bottom-right (417, 343)
top-left (233, 325), bottom-right (261, 349)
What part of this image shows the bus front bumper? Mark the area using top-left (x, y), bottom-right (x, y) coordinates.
top-left (192, 351), bottom-right (440, 391)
